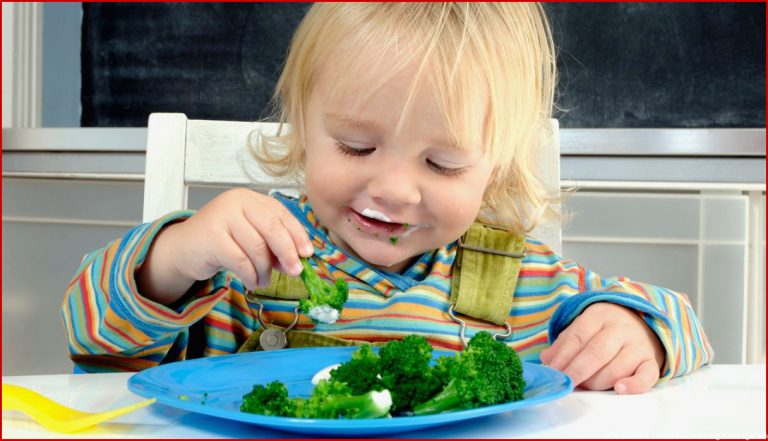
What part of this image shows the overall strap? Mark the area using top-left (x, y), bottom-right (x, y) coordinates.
top-left (248, 270), bottom-right (308, 300)
top-left (450, 223), bottom-right (526, 325)
top-left (238, 328), bottom-right (373, 353)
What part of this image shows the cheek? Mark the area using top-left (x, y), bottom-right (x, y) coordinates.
top-left (428, 178), bottom-right (487, 228)
top-left (305, 147), bottom-right (357, 203)
top-left (305, 150), bottom-right (329, 202)
top-left (305, 145), bottom-right (335, 181)
top-left (305, 160), bottom-right (337, 202)
top-left (441, 166), bottom-right (492, 228)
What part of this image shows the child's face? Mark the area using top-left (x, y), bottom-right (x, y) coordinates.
top-left (303, 59), bottom-right (494, 274)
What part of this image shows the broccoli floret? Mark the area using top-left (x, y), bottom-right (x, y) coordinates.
top-left (411, 331), bottom-right (525, 415)
top-left (329, 344), bottom-right (384, 395)
top-left (241, 378), bottom-right (392, 419)
top-left (296, 379), bottom-right (392, 419)
top-left (240, 381), bottom-right (296, 416)
top-left (297, 257), bottom-right (349, 324)
top-left (241, 332), bottom-right (525, 419)
top-left (378, 335), bottom-right (443, 414)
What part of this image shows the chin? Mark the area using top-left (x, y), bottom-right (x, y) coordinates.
top-left (357, 247), bottom-right (403, 266)
top-left (351, 240), bottom-right (413, 270)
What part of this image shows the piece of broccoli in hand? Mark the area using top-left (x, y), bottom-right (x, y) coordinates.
top-left (329, 344), bottom-right (384, 395)
top-left (378, 335), bottom-right (443, 414)
top-left (411, 331), bottom-right (525, 415)
top-left (298, 257), bottom-right (349, 324)
top-left (295, 379), bottom-right (392, 419)
top-left (240, 381), bottom-right (297, 417)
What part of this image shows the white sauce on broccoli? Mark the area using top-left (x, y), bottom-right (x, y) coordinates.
top-left (308, 305), bottom-right (340, 324)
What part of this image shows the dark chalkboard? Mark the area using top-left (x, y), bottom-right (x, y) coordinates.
top-left (547, 3), bottom-right (765, 128)
top-left (81, 3), bottom-right (311, 126)
top-left (81, 2), bottom-right (765, 128)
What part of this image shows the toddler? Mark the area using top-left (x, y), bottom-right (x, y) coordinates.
top-left (62, 3), bottom-right (711, 394)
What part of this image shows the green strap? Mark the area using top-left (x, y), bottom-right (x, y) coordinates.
top-left (238, 328), bottom-right (379, 352)
top-left (248, 269), bottom-right (307, 300)
top-left (450, 223), bottom-right (526, 325)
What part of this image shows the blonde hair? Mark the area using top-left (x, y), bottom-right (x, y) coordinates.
top-left (251, 2), bottom-right (559, 235)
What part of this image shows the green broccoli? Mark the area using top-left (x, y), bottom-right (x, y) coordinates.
top-left (411, 331), bottom-right (525, 415)
top-left (329, 344), bottom-right (384, 395)
top-left (297, 257), bottom-right (349, 324)
top-left (240, 381), bottom-right (297, 416)
top-left (378, 335), bottom-right (443, 414)
top-left (294, 379), bottom-right (392, 419)
top-left (241, 332), bottom-right (526, 419)
top-left (241, 378), bottom-right (392, 419)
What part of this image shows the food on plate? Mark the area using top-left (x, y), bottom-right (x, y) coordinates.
top-left (240, 332), bottom-right (525, 419)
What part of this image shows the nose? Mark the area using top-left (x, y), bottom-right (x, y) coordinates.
top-left (366, 160), bottom-right (422, 208)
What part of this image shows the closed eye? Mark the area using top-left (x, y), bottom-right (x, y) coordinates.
top-left (335, 141), bottom-right (375, 157)
top-left (336, 140), bottom-right (466, 177)
top-left (426, 159), bottom-right (466, 177)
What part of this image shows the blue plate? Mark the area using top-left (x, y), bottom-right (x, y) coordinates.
top-left (128, 347), bottom-right (572, 436)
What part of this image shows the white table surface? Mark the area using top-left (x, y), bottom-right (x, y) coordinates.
top-left (2, 364), bottom-right (765, 439)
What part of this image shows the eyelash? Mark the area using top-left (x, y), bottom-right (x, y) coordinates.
top-left (426, 159), bottom-right (466, 177)
top-left (335, 141), bottom-right (375, 157)
top-left (335, 141), bottom-right (466, 178)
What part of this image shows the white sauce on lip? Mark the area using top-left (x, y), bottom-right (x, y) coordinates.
top-left (361, 208), bottom-right (393, 223)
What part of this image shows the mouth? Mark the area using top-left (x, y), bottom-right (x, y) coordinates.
top-left (348, 209), bottom-right (419, 238)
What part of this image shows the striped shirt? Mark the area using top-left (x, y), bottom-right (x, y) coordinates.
top-left (61, 192), bottom-right (713, 381)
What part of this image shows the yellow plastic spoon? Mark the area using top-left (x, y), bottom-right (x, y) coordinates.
top-left (2, 383), bottom-right (156, 433)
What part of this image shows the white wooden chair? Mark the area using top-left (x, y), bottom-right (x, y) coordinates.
top-left (142, 113), bottom-right (562, 253)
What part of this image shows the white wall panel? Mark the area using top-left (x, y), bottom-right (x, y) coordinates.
top-left (2, 178), bottom-right (144, 375)
top-left (560, 242), bottom-right (699, 310)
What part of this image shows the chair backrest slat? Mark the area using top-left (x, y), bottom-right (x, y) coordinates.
top-left (185, 119), bottom-right (280, 186)
top-left (143, 113), bottom-right (188, 222)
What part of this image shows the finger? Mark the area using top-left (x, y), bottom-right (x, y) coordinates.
top-left (271, 254), bottom-right (300, 276)
top-left (227, 219), bottom-right (274, 288)
top-left (543, 316), bottom-right (603, 372)
top-left (271, 255), bottom-right (287, 274)
top-left (579, 346), bottom-right (639, 391)
top-left (268, 198), bottom-right (314, 258)
top-left (243, 207), bottom-right (303, 277)
top-left (212, 232), bottom-right (258, 290)
top-left (561, 329), bottom-right (623, 388)
top-left (613, 358), bottom-right (660, 395)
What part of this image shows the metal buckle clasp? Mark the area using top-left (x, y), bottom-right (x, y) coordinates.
top-left (246, 293), bottom-right (300, 350)
top-left (448, 304), bottom-right (513, 349)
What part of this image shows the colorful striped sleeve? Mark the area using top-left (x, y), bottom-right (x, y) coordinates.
top-left (511, 239), bottom-right (712, 382)
top-left (60, 210), bottom-right (236, 373)
top-left (543, 255), bottom-right (714, 382)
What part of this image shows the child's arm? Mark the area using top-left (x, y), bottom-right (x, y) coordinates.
top-left (511, 241), bottom-right (712, 393)
top-left (548, 267), bottom-right (712, 393)
top-left (540, 301), bottom-right (666, 394)
top-left (61, 211), bottom-right (223, 371)
top-left (61, 189), bottom-right (313, 372)
top-left (135, 188), bottom-right (314, 305)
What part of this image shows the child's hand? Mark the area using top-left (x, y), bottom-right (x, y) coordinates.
top-left (137, 189), bottom-right (314, 304)
top-left (539, 302), bottom-right (665, 394)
